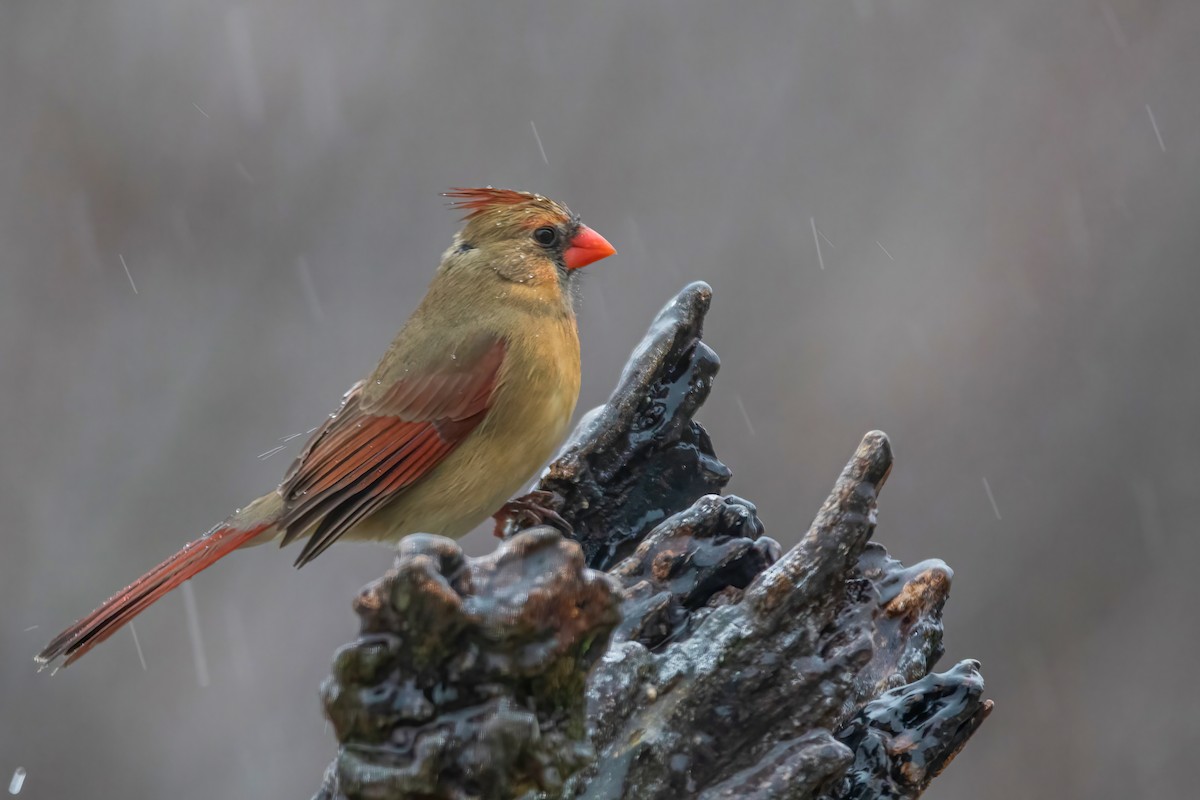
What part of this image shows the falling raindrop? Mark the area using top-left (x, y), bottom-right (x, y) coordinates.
top-left (181, 581), bottom-right (210, 688)
top-left (8, 767), bottom-right (26, 795)
top-left (119, 254), bottom-right (138, 294)
top-left (809, 218), bottom-right (825, 270)
top-left (530, 120), bottom-right (549, 164)
top-left (734, 394), bottom-right (756, 437)
top-left (296, 257), bottom-right (325, 322)
top-left (1145, 104), bottom-right (1166, 152)
top-left (225, 7), bottom-right (264, 123)
top-left (129, 623), bottom-right (148, 670)
top-left (981, 477), bottom-right (1002, 520)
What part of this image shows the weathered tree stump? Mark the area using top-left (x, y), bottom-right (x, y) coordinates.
top-left (315, 282), bottom-right (991, 800)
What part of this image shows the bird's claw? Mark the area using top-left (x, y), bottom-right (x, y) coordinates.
top-left (492, 490), bottom-right (572, 539)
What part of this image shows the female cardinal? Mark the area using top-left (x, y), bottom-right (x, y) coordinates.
top-left (36, 187), bottom-right (615, 670)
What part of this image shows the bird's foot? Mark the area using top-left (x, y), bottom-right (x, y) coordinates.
top-left (492, 490), bottom-right (572, 539)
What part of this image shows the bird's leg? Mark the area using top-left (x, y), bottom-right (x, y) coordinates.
top-left (492, 490), bottom-right (572, 539)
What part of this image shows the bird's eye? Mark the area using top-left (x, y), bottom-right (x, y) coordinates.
top-left (533, 227), bottom-right (559, 246)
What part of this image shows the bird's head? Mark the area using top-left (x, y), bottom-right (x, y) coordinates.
top-left (440, 187), bottom-right (615, 307)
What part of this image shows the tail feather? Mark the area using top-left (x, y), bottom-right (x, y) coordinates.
top-left (36, 523), bottom-right (270, 670)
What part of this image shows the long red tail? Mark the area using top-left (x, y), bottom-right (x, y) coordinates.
top-left (36, 522), bottom-right (270, 670)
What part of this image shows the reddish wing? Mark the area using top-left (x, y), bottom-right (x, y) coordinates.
top-left (278, 339), bottom-right (506, 566)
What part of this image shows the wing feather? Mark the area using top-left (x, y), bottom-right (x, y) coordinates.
top-left (277, 337), bottom-right (506, 565)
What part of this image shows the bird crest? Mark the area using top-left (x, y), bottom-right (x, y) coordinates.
top-left (444, 187), bottom-right (562, 222)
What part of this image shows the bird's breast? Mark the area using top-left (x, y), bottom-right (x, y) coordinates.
top-left (482, 316), bottom-right (582, 472)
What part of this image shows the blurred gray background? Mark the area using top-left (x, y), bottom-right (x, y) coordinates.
top-left (2, 1), bottom-right (1197, 797)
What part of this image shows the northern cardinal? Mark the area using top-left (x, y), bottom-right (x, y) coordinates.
top-left (36, 187), bottom-right (615, 670)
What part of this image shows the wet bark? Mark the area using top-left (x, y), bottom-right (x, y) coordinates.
top-left (315, 282), bottom-right (991, 800)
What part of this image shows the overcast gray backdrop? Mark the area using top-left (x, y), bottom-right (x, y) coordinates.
top-left (2, 1), bottom-right (1198, 797)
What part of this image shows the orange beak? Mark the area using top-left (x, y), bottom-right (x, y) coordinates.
top-left (563, 225), bottom-right (617, 270)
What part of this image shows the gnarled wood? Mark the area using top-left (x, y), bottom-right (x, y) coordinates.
top-left (316, 283), bottom-right (990, 800)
